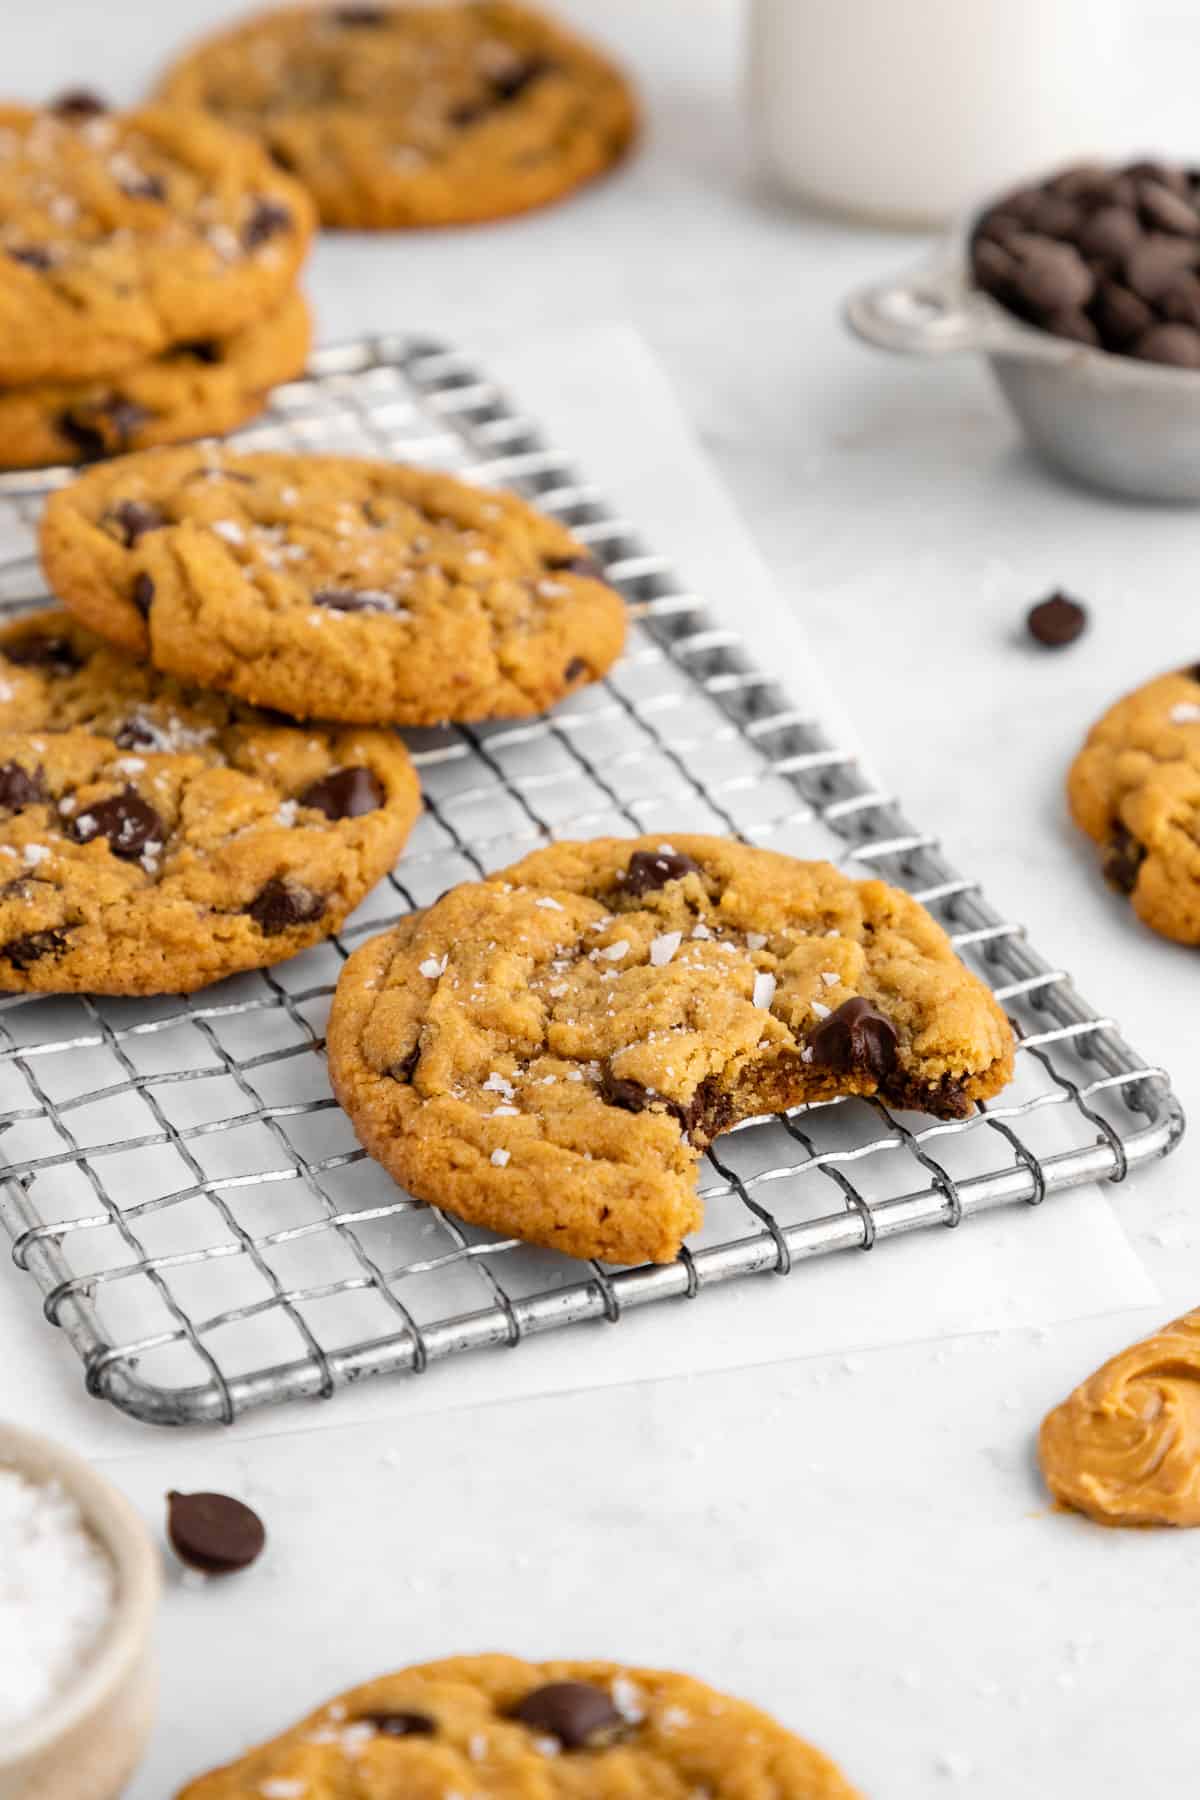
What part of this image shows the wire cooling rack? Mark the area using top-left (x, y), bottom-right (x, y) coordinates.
top-left (0, 336), bottom-right (1184, 1427)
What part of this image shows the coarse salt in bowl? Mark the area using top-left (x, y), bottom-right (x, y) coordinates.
top-left (0, 1423), bottom-right (160, 1800)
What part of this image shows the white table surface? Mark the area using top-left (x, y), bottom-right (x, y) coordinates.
top-left (4, 4), bottom-right (1200, 1796)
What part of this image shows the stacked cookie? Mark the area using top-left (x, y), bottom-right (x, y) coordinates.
top-left (0, 94), bottom-right (315, 469)
top-left (154, 0), bottom-right (638, 230)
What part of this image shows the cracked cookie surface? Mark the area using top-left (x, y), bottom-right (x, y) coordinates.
top-left (1067, 663), bottom-right (1200, 944)
top-left (0, 609), bottom-right (419, 994)
top-left (0, 101), bottom-right (313, 384)
top-left (327, 835), bottom-right (1015, 1265)
top-left (176, 1653), bottom-right (862, 1799)
top-left (1040, 1307), bottom-right (1200, 1527)
top-left (155, 1), bottom-right (638, 230)
top-left (0, 290), bottom-right (310, 470)
top-left (39, 447), bottom-right (628, 725)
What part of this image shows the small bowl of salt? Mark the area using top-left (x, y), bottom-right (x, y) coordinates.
top-left (0, 1422), bottom-right (159, 1800)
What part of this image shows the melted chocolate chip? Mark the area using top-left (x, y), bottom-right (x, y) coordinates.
top-left (600, 1070), bottom-right (656, 1116)
top-left (1103, 824), bottom-right (1146, 896)
top-left (3, 927), bottom-right (68, 970)
top-left (70, 787), bottom-right (162, 861)
top-left (492, 58), bottom-right (551, 103)
top-left (132, 573), bottom-right (155, 616)
top-left (0, 763), bottom-right (45, 811)
top-left (297, 766), bottom-right (385, 820)
top-left (564, 656), bottom-right (589, 682)
top-left (548, 553), bottom-right (606, 581)
top-left (511, 1682), bottom-right (622, 1750)
top-left (335, 3), bottom-right (386, 19)
top-left (50, 89), bottom-right (106, 118)
top-left (5, 635), bottom-right (81, 671)
top-left (390, 1043), bottom-right (421, 1083)
top-left (7, 245), bottom-right (53, 271)
top-left (617, 847), bottom-right (703, 897)
top-left (599, 1068), bottom-right (729, 1144)
top-left (356, 1711), bottom-right (436, 1737)
top-left (1027, 591), bottom-right (1087, 648)
top-left (166, 1491), bottom-right (265, 1576)
top-left (247, 878), bottom-right (326, 934)
top-left (242, 198), bottom-right (292, 249)
top-left (176, 339), bottom-right (221, 364)
top-left (114, 717), bottom-right (160, 750)
top-left (312, 587), bottom-right (397, 614)
top-left (808, 997), bottom-right (899, 1080)
top-left (106, 499), bottom-right (166, 547)
top-left (58, 396), bottom-right (150, 460)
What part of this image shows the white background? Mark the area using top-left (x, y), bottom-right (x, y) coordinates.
top-left (3, 3), bottom-right (1200, 1795)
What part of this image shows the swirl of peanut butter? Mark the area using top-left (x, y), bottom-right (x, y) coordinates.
top-left (1040, 1309), bottom-right (1200, 1526)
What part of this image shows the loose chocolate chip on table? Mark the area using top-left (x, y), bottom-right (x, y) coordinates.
top-left (0, 763), bottom-right (45, 810)
top-left (242, 199), bottom-right (292, 249)
top-left (808, 997), bottom-right (899, 1080)
top-left (617, 847), bottom-right (703, 896)
top-left (1133, 321), bottom-right (1200, 367)
top-left (4, 635), bottom-right (80, 671)
top-left (510, 1682), bottom-right (623, 1750)
top-left (131, 573), bottom-right (155, 616)
top-left (166, 1490), bottom-right (265, 1575)
top-left (247, 877), bottom-right (326, 934)
top-left (50, 88), bottom-right (106, 118)
top-left (7, 245), bottom-right (53, 270)
top-left (356, 1711), bottom-right (436, 1737)
top-left (297, 766), bottom-right (385, 820)
top-left (1026, 591), bottom-right (1088, 648)
top-left (1103, 824), bottom-right (1146, 896)
top-left (70, 788), bottom-right (163, 861)
top-left (3, 928), bottom-right (68, 970)
top-left (106, 500), bottom-right (166, 547)
top-left (313, 587), bottom-right (398, 614)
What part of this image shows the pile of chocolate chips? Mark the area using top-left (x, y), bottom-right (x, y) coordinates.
top-left (971, 160), bottom-right (1200, 367)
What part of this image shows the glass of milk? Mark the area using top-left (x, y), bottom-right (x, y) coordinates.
top-left (747, 0), bottom-right (1128, 228)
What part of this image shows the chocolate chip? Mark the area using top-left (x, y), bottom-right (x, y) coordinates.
top-left (1103, 824), bottom-right (1146, 896)
top-left (4, 635), bottom-right (80, 671)
top-left (166, 1490), bottom-right (265, 1576)
top-left (132, 574), bottom-right (155, 616)
top-left (3, 928), bottom-right (68, 970)
top-left (176, 339), bottom-right (221, 364)
top-left (335, 3), bottom-right (385, 19)
top-left (1133, 321), bottom-right (1200, 367)
top-left (247, 877), bottom-right (326, 934)
top-left (242, 199), bottom-right (292, 249)
top-left (356, 1711), bottom-right (436, 1737)
top-left (7, 245), bottom-right (53, 271)
top-left (0, 763), bottom-right (45, 810)
top-left (105, 500), bottom-right (166, 547)
top-left (312, 587), bottom-right (397, 614)
top-left (1027, 591), bottom-right (1087, 647)
top-left (807, 997), bottom-right (898, 1080)
top-left (564, 656), bottom-right (589, 682)
top-left (617, 847), bottom-right (703, 897)
top-left (600, 1070), bottom-right (655, 1115)
top-left (1126, 233), bottom-right (1199, 301)
top-left (50, 89), bottom-right (106, 118)
top-left (492, 58), bottom-right (550, 103)
top-left (57, 396), bottom-right (149, 460)
top-left (120, 172), bottom-right (166, 202)
top-left (548, 553), bottom-right (606, 581)
top-left (297, 766), bottom-right (385, 820)
top-left (510, 1682), bottom-right (622, 1750)
top-left (390, 1043), bottom-right (421, 1083)
top-left (114, 717), bottom-right (161, 750)
top-left (70, 787), bottom-right (162, 860)
top-left (1136, 178), bottom-right (1200, 235)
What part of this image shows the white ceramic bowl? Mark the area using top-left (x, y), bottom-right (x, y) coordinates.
top-left (0, 1423), bottom-right (160, 1800)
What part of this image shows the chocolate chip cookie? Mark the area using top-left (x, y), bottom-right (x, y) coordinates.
top-left (972, 158), bottom-right (1200, 365)
top-left (1067, 663), bottom-right (1200, 944)
top-left (155, 2), bottom-right (638, 230)
top-left (0, 290), bottom-right (310, 470)
top-left (176, 1654), bottom-right (862, 1799)
top-left (39, 447), bottom-right (628, 726)
top-left (327, 835), bottom-right (1015, 1265)
top-left (0, 609), bottom-right (419, 994)
top-left (0, 101), bottom-right (313, 386)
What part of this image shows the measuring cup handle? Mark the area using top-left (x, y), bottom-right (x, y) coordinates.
top-left (844, 256), bottom-right (1001, 356)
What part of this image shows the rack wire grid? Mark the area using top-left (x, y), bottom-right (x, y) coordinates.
top-left (0, 334), bottom-right (1184, 1427)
